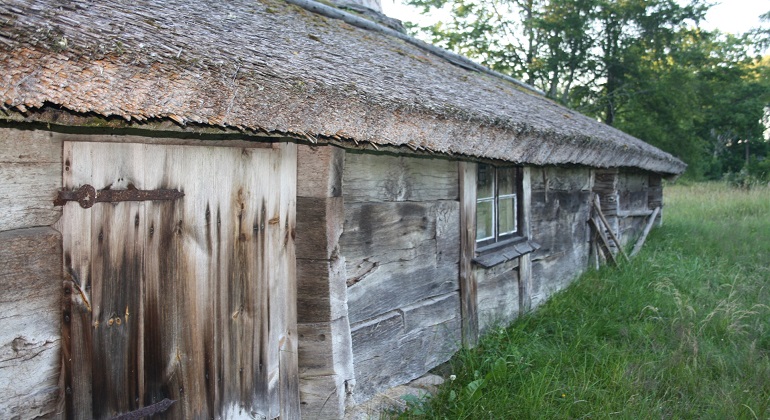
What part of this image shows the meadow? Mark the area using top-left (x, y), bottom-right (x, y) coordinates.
top-left (397, 182), bottom-right (770, 419)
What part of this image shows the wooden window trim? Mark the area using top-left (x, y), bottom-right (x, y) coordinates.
top-left (475, 164), bottom-right (523, 249)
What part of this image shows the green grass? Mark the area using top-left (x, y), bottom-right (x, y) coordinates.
top-left (397, 182), bottom-right (770, 419)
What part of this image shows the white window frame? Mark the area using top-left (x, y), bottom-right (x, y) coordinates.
top-left (476, 164), bottom-right (521, 248)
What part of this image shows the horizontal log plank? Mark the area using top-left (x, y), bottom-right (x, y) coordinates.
top-left (476, 266), bottom-right (519, 332)
top-left (0, 128), bottom-right (62, 231)
top-left (343, 152), bottom-right (458, 202)
top-left (0, 227), bottom-right (61, 419)
top-left (530, 166), bottom-right (591, 192)
top-left (349, 292), bottom-right (461, 403)
top-left (617, 171), bottom-right (648, 191)
top-left (346, 262), bottom-right (458, 325)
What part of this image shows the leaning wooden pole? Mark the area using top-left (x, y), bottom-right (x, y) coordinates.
top-left (590, 218), bottom-right (618, 266)
top-left (593, 195), bottom-right (630, 263)
top-left (630, 207), bottom-right (661, 257)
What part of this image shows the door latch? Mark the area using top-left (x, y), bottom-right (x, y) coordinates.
top-left (54, 184), bottom-right (184, 208)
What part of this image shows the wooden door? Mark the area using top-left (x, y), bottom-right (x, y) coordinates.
top-left (60, 141), bottom-right (298, 419)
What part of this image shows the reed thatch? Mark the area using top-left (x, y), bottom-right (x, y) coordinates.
top-left (0, 0), bottom-right (686, 174)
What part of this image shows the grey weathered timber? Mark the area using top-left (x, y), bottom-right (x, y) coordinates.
top-left (343, 201), bottom-right (459, 324)
top-left (349, 292), bottom-right (461, 403)
top-left (518, 167), bottom-right (533, 315)
top-left (297, 145), bottom-right (344, 198)
top-left (475, 259), bottom-right (519, 332)
top-left (648, 174), bottom-right (664, 227)
top-left (60, 141), bottom-right (298, 419)
top-left (530, 166), bottom-right (592, 193)
top-left (296, 144), bottom-right (354, 419)
top-left (277, 143), bottom-right (301, 420)
top-left (343, 152), bottom-right (458, 203)
top-left (593, 196), bottom-right (630, 262)
top-left (458, 161), bottom-right (479, 347)
top-left (630, 207), bottom-right (660, 257)
top-left (297, 258), bottom-right (348, 324)
top-left (0, 227), bottom-right (61, 419)
top-left (0, 127), bottom-right (62, 231)
top-left (296, 197), bottom-right (344, 260)
top-left (590, 218), bottom-right (618, 266)
top-left (528, 167), bottom-right (593, 306)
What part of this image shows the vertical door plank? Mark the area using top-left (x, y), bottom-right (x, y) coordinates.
top-left (277, 143), bottom-right (300, 419)
top-left (61, 141), bottom-right (94, 420)
top-left (88, 143), bottom-right (146, 418)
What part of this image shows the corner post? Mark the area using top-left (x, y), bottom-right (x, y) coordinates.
top-left (458, 161), bottom-right (478, 347)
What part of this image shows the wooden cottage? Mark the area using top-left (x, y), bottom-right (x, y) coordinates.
top-left (0, 0), bottom-right (685, 418)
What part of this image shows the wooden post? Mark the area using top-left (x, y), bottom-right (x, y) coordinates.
top-left (458, 161), bottom-right (479, 348)
top-left (518, 167), bottom-right (533, 315)
top-left (630, 207), bottom-right (660, 257)
top-left (295, 145), bottom-right (354, 419)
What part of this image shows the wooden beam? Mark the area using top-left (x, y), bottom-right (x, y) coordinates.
top-left (589, 218), bottom-right (618, 266)
top-left (630, 207), bottom-right (660, 257)
top-left (593, 195), bottom-right (630, 263)
top-left (458, 161), bottom-right (478, 347)
top-left (519, 167), bottom-right (532, 315)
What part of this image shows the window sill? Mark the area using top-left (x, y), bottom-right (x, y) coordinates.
top-left (473, 238), bottom-right (541, 269)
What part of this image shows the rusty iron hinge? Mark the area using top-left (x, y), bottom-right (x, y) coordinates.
top-left (54, 184), bottom-right (184, 209)
top-left (109, 398), bottom-right (176, 420)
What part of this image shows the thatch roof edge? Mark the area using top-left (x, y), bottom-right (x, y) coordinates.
top-left (0, 0), bottom-right (686, 175)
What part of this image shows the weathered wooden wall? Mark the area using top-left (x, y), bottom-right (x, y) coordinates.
top-left (529, 166), bottom-right (593, 306)
top-left (474, 258), bottom-right (520, 331)
top-left (617, 171), bottom-right (650, 246)
top-left (0, 227), bottom-right (62, 419)
top-left (295, 145), bottom-right (355, 419)
top-left (0, 127), bottom-right (63, 419)
top-left (59, 141), bottom-right (298, 419)
top-left (340, 152), bottom-right (461, 403)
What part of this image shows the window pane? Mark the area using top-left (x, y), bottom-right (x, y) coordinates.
top-left (477, 164), bottom-right (494, 199)
top-left (498, 195), bottom-right (517, 235)
top-left (476, 200), bottom-right (494, 241)
top-left (498, 167), bottom-right (516, 196)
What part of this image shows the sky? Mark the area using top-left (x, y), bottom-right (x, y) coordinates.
top-left (381, 0), bottom-right (769, 36)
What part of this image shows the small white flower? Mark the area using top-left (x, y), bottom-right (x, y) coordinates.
top-left (449, 375), bottom-right (456, 381)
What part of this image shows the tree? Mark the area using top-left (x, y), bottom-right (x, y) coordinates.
top-left (403, 0), bottom-right (770, 179)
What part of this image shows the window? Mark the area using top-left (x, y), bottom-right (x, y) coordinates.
top-left (476, 164), bottom-right (521, 248)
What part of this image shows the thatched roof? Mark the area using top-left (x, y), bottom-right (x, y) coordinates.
top-left (0, 0), bottom-right (686, 175)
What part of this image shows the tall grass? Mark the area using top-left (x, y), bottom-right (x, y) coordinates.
top-left (397, 182), bottom-right (770, 419)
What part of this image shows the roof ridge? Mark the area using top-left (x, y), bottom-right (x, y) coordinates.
top-left (283, 0), bottom-right (546, 96)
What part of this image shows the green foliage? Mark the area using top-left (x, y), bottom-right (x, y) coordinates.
top-left (394, 183), bottom-right (770, 419)
top-left (403, 0), bottom-right (770, 180)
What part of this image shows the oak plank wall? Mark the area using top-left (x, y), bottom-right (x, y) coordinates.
top-left (0, 127), bottom-right (62, 231)
top-left (295, 145), bottom-right (355, 419)
top-left (340, 152), bottom-right (461, 403)
top-left (529, 166), bottom-right (593, 306)
top-left (0, 227), bottom-right (62, 419)
top-left (0, 127), bottom-right (63, 419)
